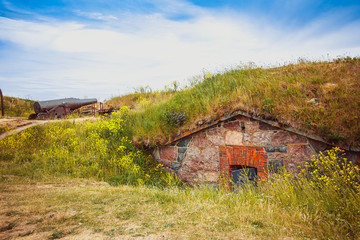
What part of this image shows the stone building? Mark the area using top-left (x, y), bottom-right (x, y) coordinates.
top-left (153, 111), bottom-right (360, 185)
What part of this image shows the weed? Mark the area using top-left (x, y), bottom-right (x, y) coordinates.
top-left (0, 109), bottom-right (180, 187)
top-left (261, 97), bottom-right (275, 114)
top-left (251, 220), bottom-right (265, 228)
top-left (163, 110), bottom-right (187, 127)
top-left (26, 218), bottom-right (43, 225)
top-left (164, 222), bottom-right (174, 227)
top-left (2, 96), bottom-right (34, 117)
top-left (116, 210), bottom-right (136, 220)
top-left (49, 230), bottom-right (65, 239)
top-left (18, 230), bottom-right (34, 237)
top-left (0, 222), bottom-right (15, 232)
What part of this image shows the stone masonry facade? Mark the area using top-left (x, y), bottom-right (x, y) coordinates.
top-left (153, 114), bottom-right (358, 184)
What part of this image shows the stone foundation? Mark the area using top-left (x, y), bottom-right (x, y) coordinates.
top-left (153, 114), bottom-right (359, 184)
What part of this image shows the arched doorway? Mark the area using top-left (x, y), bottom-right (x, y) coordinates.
top-left (219, 146), bottom-right (268, 187)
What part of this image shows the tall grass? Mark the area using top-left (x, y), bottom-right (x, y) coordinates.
top-left (1, 109), bottom-right (359, 238)
top-left (260, 147), bottom-right (360, 239)
top-left (109, 57), bottom-right (360, 147)
top-left (0, 108), bottom-right (179, 187)
top-left (158, 147), bottom-right (359, 239)
top-left (2, 96), bottom-right (34, 118)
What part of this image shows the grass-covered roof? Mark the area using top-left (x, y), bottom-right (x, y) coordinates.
top-left (107, 57), bottom-right (360, 149)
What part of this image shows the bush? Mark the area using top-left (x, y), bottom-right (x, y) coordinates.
top-left (264, 147), bottom-right (360, 238)
top-left (0, 107), bottom-right (180, 187)
top-left (261, 97), bottom-right (275, 114)
top-left (302, 147), bottom-right (360, 192)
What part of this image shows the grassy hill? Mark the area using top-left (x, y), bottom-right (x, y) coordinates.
top-left (1, 96), bottom-right (34, 118)
top-left (107, 57), bottom-right (360, 148)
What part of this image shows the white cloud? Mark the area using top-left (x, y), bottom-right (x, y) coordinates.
top-left (0, 2), bottom-right (360, 101)
top-left (74, 10), bottom-right (119, 21)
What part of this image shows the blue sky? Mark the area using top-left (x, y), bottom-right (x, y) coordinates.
top-left (1, 0), bottom-right (360, 101)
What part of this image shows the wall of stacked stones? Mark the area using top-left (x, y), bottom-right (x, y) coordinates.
top-left (153, 115), bottom-right (335, 184)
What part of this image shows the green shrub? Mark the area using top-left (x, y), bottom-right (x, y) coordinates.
top-left (261, 97), bottom-right (275, 113)
top-left (264, 148), bottom-right (360, 238)
top-left (0, 107), bottom-right (180, 187)
top-left (163, 110), bottom-right (187, 128)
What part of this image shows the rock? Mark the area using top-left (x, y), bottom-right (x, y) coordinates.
top-left (247, 132), bottom-right (272, 146)
top-left (178, 147), bottom-right (187, 153)
top-left (267, 152), bottom-right (288, 160)
top-left (206, 127), bottom-right (227, 136)
top-left (269, 160), bottom-right (284, 173)
top-left (287, 144), bottom-right (314, 160)
top-left (225, 131), bottom-right (243, 145)
top-left (223, 121), bottom-right (242, 131)
top-left (207, 135), bottom-right (225, 146)
top-left (152, 149), bottom-right (160, 160)
top-left (200, 147), bottom-right (219, 165)
top-left (192, 132), bottom-right (213, 149)
top-left (159, 147), bottom-right (177, 161)
top-left (177, 169), bottom-right (197, 183)
top-left (284, 158), bottom-right (304, 173)
top-left (177, 152), bottom-right (185, 162)
top-left (259, 121), bottom-right (279, 130)
top-left (170, 161), bottom-right (181, 171)
top-left (308, 98), bottom-right (320, 106)
top-left (159, 160), bottom-right (171, 168)
top-left (244, 121), bottom-right (259, 133)
top-left (271, 131), bottom-right (306, 145)
top-left (264, 146), bottom-right (287, 153)
top-left (176, 138), bottom-right (191, 147)
top-left (197, 171), bottom-right (219, 182)
top-left (181, 146), bottom-right (218, 172)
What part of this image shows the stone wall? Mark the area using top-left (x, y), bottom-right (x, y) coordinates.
top-left (153, 115), bottom-right (346, 184)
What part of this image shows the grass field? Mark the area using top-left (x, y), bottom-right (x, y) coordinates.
top-left (1, 116), bottom-right (359, 239)
top-left (0, 176), bottom-right (357, 240)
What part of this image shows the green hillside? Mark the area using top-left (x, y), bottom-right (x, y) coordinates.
top-left (1, 96), bottom-right (34, 118)
top-left (107, 57), bottom-right (360, 148)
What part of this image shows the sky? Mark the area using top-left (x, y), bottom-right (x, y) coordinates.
top-left (0, 0), bottom-right (360, 101)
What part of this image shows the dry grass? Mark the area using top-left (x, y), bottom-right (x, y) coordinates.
top-left (105, 92), bottom-right (175, 111)
top-left (2, 96), bottom-right (34, 118)
top-left (0, 119), bottom-right (32, 135)
top-left (0, 177), bottom-right (328, 240)
top-left (106, 57), bottom-right (360, 148)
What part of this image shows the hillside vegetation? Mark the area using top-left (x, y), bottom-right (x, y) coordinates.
top-left (0, 112), bottom-right (178, 187)
top-left (108, 57), bottom-right (360, 148)
top-left (1, 96), bottom-right (34, 118)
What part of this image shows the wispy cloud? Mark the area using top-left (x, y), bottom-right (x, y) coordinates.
top-left (0, 0), bottom-right (360, 100)
top-left (73, 10), bottom-right (119, 21)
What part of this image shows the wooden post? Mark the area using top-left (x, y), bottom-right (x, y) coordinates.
top-left (0, 88), bottom-right (4, 117)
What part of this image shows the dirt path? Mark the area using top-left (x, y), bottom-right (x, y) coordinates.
top-left (0, 117), bottom-right (98, 140)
